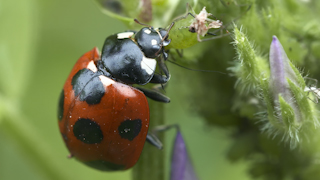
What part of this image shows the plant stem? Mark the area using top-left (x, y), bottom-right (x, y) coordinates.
top-left (132, 101), bottom-right (165, 180)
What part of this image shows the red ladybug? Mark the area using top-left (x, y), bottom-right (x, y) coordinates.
top-left (58, 24), bottom-right (173, 171)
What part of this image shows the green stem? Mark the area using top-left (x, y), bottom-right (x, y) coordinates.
top-left (132, 101), bottom-right (165, 180)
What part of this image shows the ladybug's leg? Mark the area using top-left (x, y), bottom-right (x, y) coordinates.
top-left (158, 57), bottom-right (169, 77)
top-left (146, 124), bottom-right (179, 149)
top-left (149, 56), bottom-right (170, 84)
top-left (138, 56), bottom-right (171, 102)
top-left (146, 133), bottom-right (163, 149)
top-left (136, 87), bottom-right (170, 103)
top-left (149, 74), bottom-right (170, 84)
top-left (150, 57), bottom-right (170, 84)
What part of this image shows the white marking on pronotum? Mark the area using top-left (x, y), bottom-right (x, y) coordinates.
top-left (144, 29), bottom-right (151, 34)
top-left (151, 39), bottom-right (158, 45)
top-left (141, 56), bottom-right (156, 75)
top-left (117, 32), bottom-right (134, 39)
top-left (86, 61), bottom-right (98, 72)
top-left (99, 75), bottom-right (115, 87)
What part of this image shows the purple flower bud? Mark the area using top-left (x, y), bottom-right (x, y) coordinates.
top-left (170, 131), bottom-right (198, 180)
top-left (269, 36), bottom-right (302, 126)
top-left (269, 36), bottom-right (299, 102)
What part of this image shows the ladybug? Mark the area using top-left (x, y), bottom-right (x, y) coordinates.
top-left (58, 22), bottom-right (174, 171)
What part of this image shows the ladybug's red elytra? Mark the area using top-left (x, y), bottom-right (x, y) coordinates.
top-left (58, 24), bottom-right (173, 171)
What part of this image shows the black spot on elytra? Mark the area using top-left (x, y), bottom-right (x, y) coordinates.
top-left (58, 89), bottom-right (64, 121)
top-left (84, 160), bottom-right (125, 171)
top-left (71, 68), bottom-right (105, 105)
top-left (118, 119), bottom-right (142, 141)
top-left (73, 118), bottom-right (103, 144)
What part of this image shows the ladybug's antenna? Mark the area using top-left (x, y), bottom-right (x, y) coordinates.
top-left (134, 19), bottom-right (152, 28)
top-left (155, 22), bottom-right (175, 57)
top-left (161, 22), bottom-right (175, 42)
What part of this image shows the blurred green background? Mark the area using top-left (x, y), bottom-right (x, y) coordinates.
top-left (0, 0), bottom-right (253, 179)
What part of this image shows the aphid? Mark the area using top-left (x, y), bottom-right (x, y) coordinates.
top-left (167, 3), bottom-right (251, 49)
top-left (167, 4), bottom-right (227, 49)
top-left (187, 6), bottom-right (223, 42)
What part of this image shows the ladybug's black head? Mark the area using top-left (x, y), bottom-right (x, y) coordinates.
top-left (134, 27), bottom-right (171, 59)
top-left (100, 23), bottom-right (174, 85)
